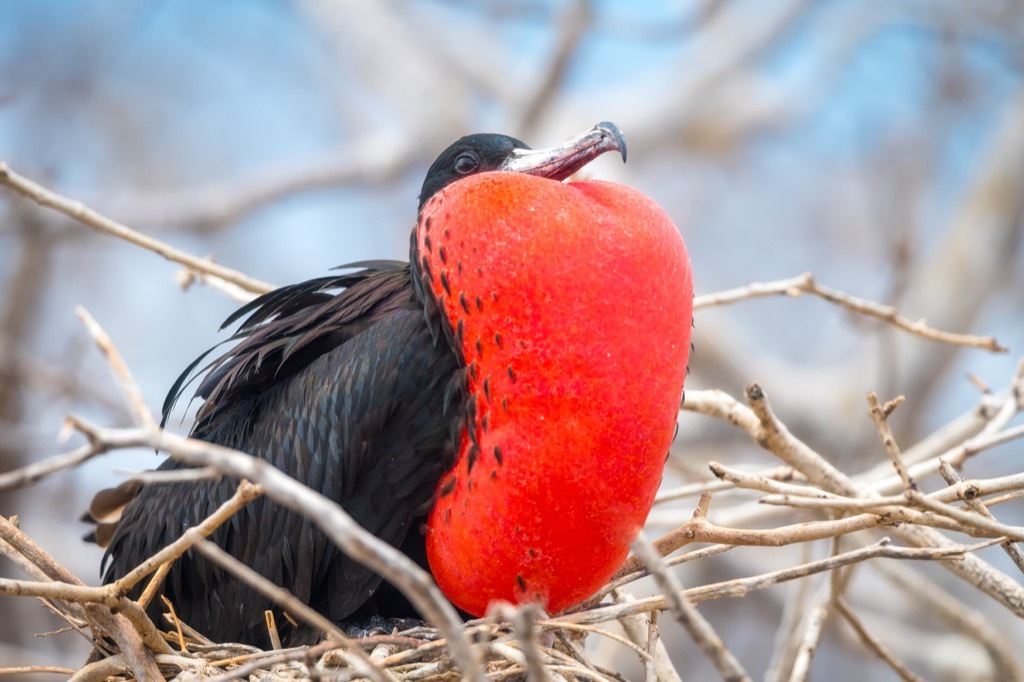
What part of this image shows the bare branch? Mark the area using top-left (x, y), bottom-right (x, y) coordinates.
top-left (866, 392), bottom-right (914, 489)
top-left (561, 538), bottom-right (984, 627)
top-left (75, 307), bottom-right (156, 431)
top-left (631, 534), bottom-right (750, 682)
top-left (939, 461), bottom-right (1024, 575)
top-left (0, 516), bottom-right (169, 679)
top-left (643, 610), bottom-right (659, 682)
top-left (0, 441), bottom-right (102, 492)
top-left (491, 603), bottom-right (549, 682)
top-left (787, 606), bottom-right (827, 682)
top-left (112, 481), bottom-right (263, 595)
top-left (0, 162), bottom-right (273, 295)
top-left (834, 599), bottom-right (925, 682)
top-left (694, 272), bottom-right (1006, 352)
top-left (744, 383), bottom-right (857, 495)
top-left (0, 666), bottom-right (78, 677)
top-left (679, 378), bottom-right (1024, 617)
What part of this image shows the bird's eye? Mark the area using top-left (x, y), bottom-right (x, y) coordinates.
top-left (454, 152), bottom-right (479, 175)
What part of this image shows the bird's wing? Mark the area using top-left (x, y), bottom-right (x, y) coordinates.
top-left (161, 261), bottom-right (411, 428)
top-left (92, 264), bottom-right (460, 645)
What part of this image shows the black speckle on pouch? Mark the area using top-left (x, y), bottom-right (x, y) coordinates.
top-left (439, 477), bottom-right (456, 498)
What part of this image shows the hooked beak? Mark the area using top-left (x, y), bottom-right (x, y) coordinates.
top-left (501, 122), bottom-right (627, 180)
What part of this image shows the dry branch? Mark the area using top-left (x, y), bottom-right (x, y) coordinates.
top-left (0, 162), bottom-right (273, 295)
top-left (632, 534), bottom-right (750, 682)
top-left (562, 538), bottom-right (985, 627)
top-left (787, 606), bottom-right (827, 682)
top-left (0, 516), bottom-right (168, 680)
top-left (692, 271), bottom-right (1006, 352)
top-left (834, 598), bottom-right (925, 682)
top-left (675, 374), bottom-right (1024, 618)
top-left (939, 461), bottom-right (1024, 575)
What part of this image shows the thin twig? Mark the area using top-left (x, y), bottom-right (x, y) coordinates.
top-left (693, 272), bottom-right (1005, 352)
top-left (786, 606), bottom-right (827, 682)
top-left (561, 538), bottom-right (983, 626)
top-left (75, 307), bottom-right (157, 430)
top-left (631, 534), bottom-right (751, 682)
top-left (0, 516), bottom-right (169, 679)
top-left (205, 640), bottom-right (340, 682)
top-left (0, 667), bottom-right (78, 677)
top-left (598, 543), bottom-right (734, 600)
top-left (492, 603), bottom-right (549, 682)
top-left (137, 562), bottom-right (171, 610)
top-left (0, 162), bottom-right (273, 295)
top-left (0, 441), bottom-right (103, 492)
top-left (744, 383), bottom-right (858, 495)
top-left (536, 619), bottom-right (652, 664)
top-left (643, 610), bottom-right (659, 682)
top-left (192, 538), bottom-right (394, 682)
top-left (834, 598), bottom-right (925, 682)
top-left (681, 380), bottom-right (1024, 617)
top-left (866, 392), bottom-right (914, 489)
top-left (939, 461), bottom-right (1024, 575)
top-left (112, 481), bottom-right (263, 595)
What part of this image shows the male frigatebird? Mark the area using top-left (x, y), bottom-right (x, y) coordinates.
top-left (86, 122), bottom-right (693, 648)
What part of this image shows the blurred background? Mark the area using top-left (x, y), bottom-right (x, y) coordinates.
top-left (1, 1), bottom-right (1022, 679)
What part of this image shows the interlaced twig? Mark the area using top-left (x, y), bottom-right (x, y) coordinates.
top-left (631, 534), bottom-right (750, 682)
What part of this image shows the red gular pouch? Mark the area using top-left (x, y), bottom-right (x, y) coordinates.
top-left (417, 172), bottom-right (692, 617)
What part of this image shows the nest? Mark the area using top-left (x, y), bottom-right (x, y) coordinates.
top-left (72, 617), bottom-right (623, 681)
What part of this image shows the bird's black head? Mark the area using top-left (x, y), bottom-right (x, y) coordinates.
top-left (418, 134), bottom-right (530, 210)
top-left (417, 122), bottom-right (627, 211)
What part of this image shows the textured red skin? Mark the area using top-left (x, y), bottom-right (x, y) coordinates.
top-left (418, 172), bottom-right (692, 617)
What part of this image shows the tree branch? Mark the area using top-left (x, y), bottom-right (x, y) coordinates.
top-left (0, 162), bottom-right (274, 295)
